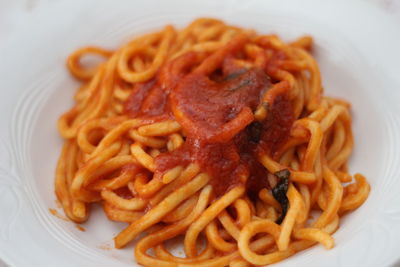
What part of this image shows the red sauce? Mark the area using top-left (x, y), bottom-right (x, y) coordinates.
top-left (259, 94), bottom-right (294, 156)
top-left (124, 79), bottom-right (171, 119)
top-left (114, 187), bottom-right (133, 199)
top-left (158, 67), bottom-right (292, 196)
top-left (241, 95), bottom-right (294, 199)
top-left (49, 208), bottom-right (69, 221)
top-left (170, 67), bottom-right (269, 141)
top-left (75, 224), bottom-right (86, 232)
top-left (124, 47), bottom-right (294, 197)
top-left (124, 79), bottom-right (156, 117)
top-left (155, 138), bottom-right (247, 196)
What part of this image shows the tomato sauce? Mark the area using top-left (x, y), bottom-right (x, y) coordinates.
top-left (124, 79), bottom-right (171, 119)
top-left (124, 53), bottom-right (294, 197)
top-left (115, 187), bottom-right (134, 200)
top-left (170, 67), bottom-right (269, 141)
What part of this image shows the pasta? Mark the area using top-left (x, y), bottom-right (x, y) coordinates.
top-left (55, 18), bottom-right (370, 266)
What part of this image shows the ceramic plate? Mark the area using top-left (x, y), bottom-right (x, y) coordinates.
top-left (1, 0), bottom-right (400, 266)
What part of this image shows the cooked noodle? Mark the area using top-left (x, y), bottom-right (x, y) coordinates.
top-left (55, 18), bottom-right (370, 266)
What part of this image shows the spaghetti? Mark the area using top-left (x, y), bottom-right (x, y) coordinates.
top-left (55, 18), bottom-right (370, 266)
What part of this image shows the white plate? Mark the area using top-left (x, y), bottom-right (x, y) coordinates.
top-left (1, 0), bottom-right (400, 266)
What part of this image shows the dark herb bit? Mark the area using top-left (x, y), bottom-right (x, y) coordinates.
top-left (272, 169), bottom-right (290, 224)
top-left (225, 69), bottom-right (251, 91)
top-left (223, 69), bottom-right (247, 81)
top-left (247, 121), bottom-right (263, 143)
top-left (228, 78), bottom-right (251, 91)
top-left (275, 169), bottom-right (290, 181)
